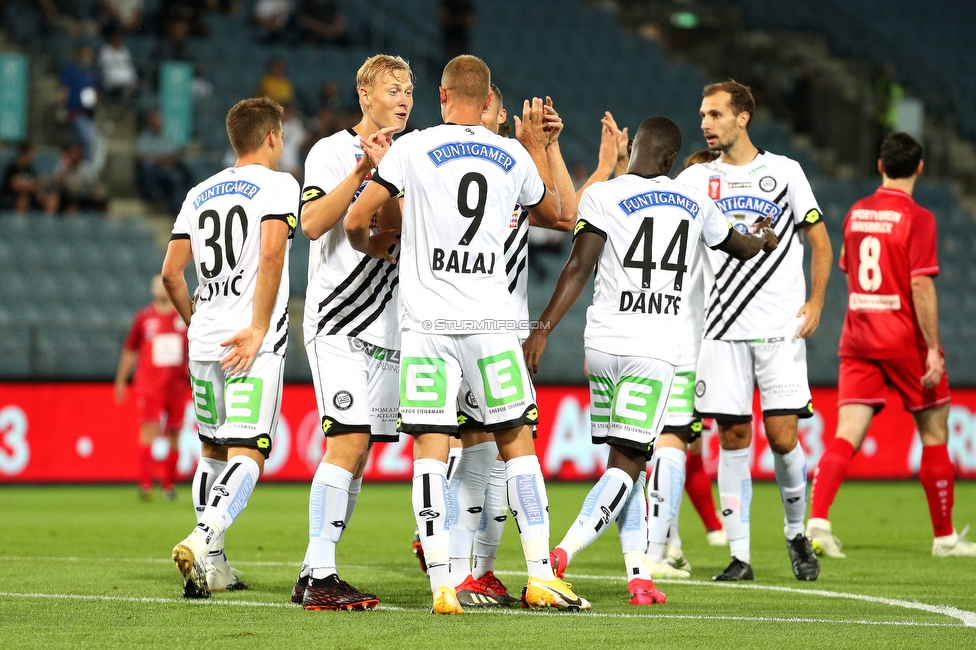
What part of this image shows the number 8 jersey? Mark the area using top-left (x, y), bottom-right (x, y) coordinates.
top-left (372, 123), bottom-right (545, 334)
top-left (172, 164), bottom-right (299, 360)
top-left (575, 173), bottom-right (731, 365)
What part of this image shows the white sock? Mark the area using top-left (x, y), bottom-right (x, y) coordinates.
top-left (413, 457), bottom-right (451, 592)
top-left (617, 471), bottom-right (649, 580)
top-left (774, 444), bottom-right (808, 539)
top-left (343, 477), bottom-right (362, 539)
top-left (473, 459), bottom-right (507, 579)
top-left (446, 446), bottom-right (463, 482)
top-left (191, 455), bottom-right (260, 553)
top-left (558, 467), bottom-right (633, 565)
top-left (506, 455), bottom-right (554, 580)
top-left (448, 441), bottom-right (496, 581)
top-left (719, 447), bottom-right (752, 564)
top-left (667, 518), bottom-right (683, 550)
top-left (306, 463), bottom-right (352, 579)
top-left (646, 447), bottom-right (686, 562)
top-left (193, 457), bottom-right (227, 562)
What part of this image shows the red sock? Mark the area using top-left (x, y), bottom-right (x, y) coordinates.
top-left (919, 444), bottom-right (955, 538)
top-left (138, 445), bottom-right (153, 491)
top-left (809, 437), bottom-right (855, 520)
top-left (685, 452), bottom-right (723, 532)
top-left (161, 448), bottom-right (179, 491)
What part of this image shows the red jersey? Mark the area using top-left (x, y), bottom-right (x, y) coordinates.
top-left (123, 303), bottom-right (190, 395)
top-left (838, 187), bottom-right (939, 359)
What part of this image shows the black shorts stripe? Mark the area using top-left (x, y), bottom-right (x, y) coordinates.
top-left (317, 255), bottom-right (373, 312)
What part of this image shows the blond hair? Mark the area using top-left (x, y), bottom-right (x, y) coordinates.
top-left (356, 54), bottom-right (414, 91)
top-left (226, 97), bottom-right (283, 156)
top-left (441, 55), bottom-right (490, 105)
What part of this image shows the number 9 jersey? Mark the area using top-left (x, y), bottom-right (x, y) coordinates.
top-left (171, 164), bottom-right (299, 360)
top-left (371, 124), bottom-right (545, 333)
top-left (574, 173), bottom-right (731, 365)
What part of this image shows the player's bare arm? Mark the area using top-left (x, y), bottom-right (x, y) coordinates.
top-left (717, 215), bottom-right (778, 259)
top-left (514, 97), bottom-right (561, 227)
top-left (542, 96), bottom-right (578, 226)
top-left (797, 220), bottom-right (832, 338)
top-left (574, 115), bottom-right (621, 203)
top-left (603, 111), bottom-right (630, 178)
top-left (359, 126), bottom-right (398, 168)
top-left (220, 218), bottom-right (289, 375)
top-left (523, 231), bottom-right (605, 375)
top-left (911, 274), bottom-right (944, 389)
top-left (344, 180), bottom-right (398, 263)
top-left (161, 238), bottom-right (194, 326)
top-left (113, 349), bottom-right (137, 404)
top-left (300, 151), bottom-right (374, 241)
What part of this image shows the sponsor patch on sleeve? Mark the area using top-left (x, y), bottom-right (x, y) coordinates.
top-left (301, 186), bottom-right (325, 205)
top-left (802, 208), bottom-right (823, 226)
top-left (573, 219), bottom-right (607, 241)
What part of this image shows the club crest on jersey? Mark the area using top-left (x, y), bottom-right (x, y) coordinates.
top-left (708, 176), bottom-right (721, 200)
top-left (618, 191), bottom-right (700, 219)
top-left (759, 176), bottom-right (777, 192)
top-left (193, 180), bottom-right (260, 209)
top-left (427, 142), bottom-right (516, 173)
top-left (714, 196), bottom-right (783, 224)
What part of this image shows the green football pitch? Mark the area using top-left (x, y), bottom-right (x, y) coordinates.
top-left (1, 481), bottom-right (974, 648)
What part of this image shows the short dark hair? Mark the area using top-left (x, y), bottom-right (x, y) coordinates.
top-left (442, 55), bottom-right (490, 106)
top-left (880, 132), bottom-right (923, 179)
top-left (683, 149), bottom-right (718, 170)
top-left (703, 80), bottom-right (756, 127)
top-left (226, 97), bottom-right (283, 156)
top-left (490, 83), bottom-right (502, 106)
top-left (634, 115), bottom-right (682, 156)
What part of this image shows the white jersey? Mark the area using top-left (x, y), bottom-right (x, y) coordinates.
top-left (373, 123), bottom-right (545, 334)
top-left (676, 150), bottom-right (823, 341)
top-left (676, 246), bottom-right (706, 367)
top-left (173, 164), bottom-right (298, 360)
top-left (504, 203), bottom-right (530, 338)
top-left (301, 129), bottom-right (399, 349)
top-left (574, 173), bottom-right (731, 364)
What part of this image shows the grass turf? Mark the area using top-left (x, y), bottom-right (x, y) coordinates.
top-left (1, 481), bottom-right (974, 648)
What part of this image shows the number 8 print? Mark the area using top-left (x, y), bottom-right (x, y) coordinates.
top-left (858, 235), bottom-right (882, 292)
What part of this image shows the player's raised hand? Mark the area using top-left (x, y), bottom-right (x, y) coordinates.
top-left (360, 126), bottom-right (398, 168)
top-left (514, 97), bottom-right (548, 152)
top-left (522, 330), bottom-right (547, 376)
top-left (365, 228), bottom-right (400, 264)
top-left (754, 215), bottom-right (778, 253)
top-left (543, 96), bottom-right (564, 145)
top-left (920, 348), bottom-right (944, 389)
top-left (220, 326), bottom-right (266, 375)
top-left (596, 123), bottom-right (618, 174)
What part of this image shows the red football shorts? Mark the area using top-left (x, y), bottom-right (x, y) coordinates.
top-left (838, 354), bottom-right (950, 413)
top-left (135, 388), bottom-right (190, 430)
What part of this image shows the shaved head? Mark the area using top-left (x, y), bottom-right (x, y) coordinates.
top-left (441, 55), bottom-right (490, 106)
top-left (628, 116), bottom-right (683, 177)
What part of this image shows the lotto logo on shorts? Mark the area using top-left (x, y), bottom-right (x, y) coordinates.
top-left (611, 376), bottom-right (664, 430)
top-left (225, 377), bottom-right (264, 424)
top-left (400, 357), bottom-right (447, 408)
top-left (478, 351), bottom-right (525, 408)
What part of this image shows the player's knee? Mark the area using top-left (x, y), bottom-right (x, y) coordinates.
top-left (718, 422), bottom-right (751, 449)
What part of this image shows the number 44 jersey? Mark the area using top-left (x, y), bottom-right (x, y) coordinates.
top-left (172, 164), bottom-right (299, 361)
top-left (372, 123), bottom-right (545, 334)
top-left (575, 173), bottom-right (732, 365)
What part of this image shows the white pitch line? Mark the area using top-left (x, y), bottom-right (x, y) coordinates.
top-left (0, 592), bottom-right (958, 627)
top-left (3, 556), bottom-right (974, 627)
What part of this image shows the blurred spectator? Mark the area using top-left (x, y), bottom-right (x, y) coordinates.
top-left (570, 162), bottom-right (589, 190)
top-left (53, 144), bottom-right (108, 214)
top-left (253, 0), bottom-right (297, 43)
top-left (527, 226), bottom-right (567, 281)
top-left (59, 46), bottom-right (104, 166)
top-left (786, 59), bottom-right (817, 135)
top-left (438, 0), bottom-right (476, 61)
top-left (0, 143), bottom-right (59, 214)
top-left (319, 79), bottom-right (345, 111)
top-left (298, 0), bottom-right (350, 46)
top-left (99, 29), bottom-right (140, 102)
top-left (135, 110), bottom-right (193, 214)
top-left (149, 19), bottom-right (194, 89)
top-left (872, 63), bottom-right (904, 168)
top-left (278, 104), bottom-right (307, 181)
top-left (159, 0), bottom-right (209, 36)
top-left (256, 58), bottom-right (295, 106)
top-left (101, 0), bottom-right (144, 34)
top-left (47, 0), bottom-right (101, 37)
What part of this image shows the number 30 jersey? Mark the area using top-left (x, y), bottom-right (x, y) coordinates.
top-left (172, 164), bottom-right (298, 360)
top-left (372, 123), bottom-right (545, 334)
top-left (574, 173), bottom-right (731, 364)
top-left (838, 186), bottom-right (939, 359)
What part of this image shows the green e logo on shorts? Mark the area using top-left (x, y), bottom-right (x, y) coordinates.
top-left (190, 375), bottom-right (218, 425)
top-left (611, 376), bottom-right (664, 430)
top-left (478, 351), bottom-right (525, 408)
top-left (401, 357), bottom-right (447, 407)
top-left (226, 377), bottom-right (264, 424)
top-left (666, 370), bottom-right (696, 415)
